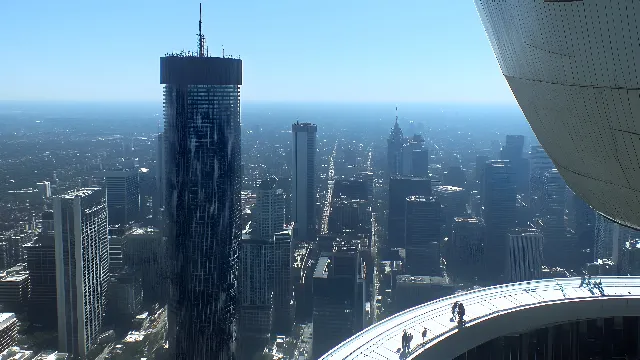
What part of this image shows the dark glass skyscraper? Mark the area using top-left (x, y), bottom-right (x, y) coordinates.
top-left (160, 10), bottom-right (242, 357)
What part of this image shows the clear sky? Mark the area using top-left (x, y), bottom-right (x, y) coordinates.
top-left (0, 0), bottom-right (516, 104)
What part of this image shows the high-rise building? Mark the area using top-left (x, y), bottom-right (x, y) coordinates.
top-left (161, 8), bottom-right (242, 356)
top-left (482, 160), bottom-right (516, 281)
top-left (500, 135), bottom-right (530, 199)
top-left (449, 217), bottom-right (485, 282)
top-left (272, 229), bottom-right (293, 336)
top-left (433, 186), bottom-right (467, 238)
top-left (387, 176), bottom-right (431, 249)
top-left (529, 145), bottom-right (554, 217)
top-left (312, 252), bottom-right (365, 359)
top-left (255, 177), bottom-right (286, 241)
top-left (237, 237), bottom-right (273, 359)
top-left (25, 212), bottom-right (57, 329)
top-left (387, 111), bottom-right (404, 177)
top-left (401, 135), bottom-right (425, 176)
top-left (404, 196), bottom-right (442, 276)
top-left (0, 267), bottom-right (29, 314)
top-left (411, 149), bottom-right (429, 178)
top-left (292, 122), bottom-right (317, 243)
top-left (542, 169), bottom-right (570, 267)
top-left (354, 172), bottom-right (374, 201)
top-left (442, 166), bottom-right (466, 189)
top-left (0, 314), bottom-right (17, 354)
top-left (53, 188), bottom-right (109, 358)
top-left (333, 178), bottom-right (368, 202)
top-left (103, 170), bottom-right (140, 226)
top-left (573, 193), bottom-right (596, 256)
top-left (507, 229), bottom-right (543, 283)
top-left (155, 132), bottom-right (164, 224)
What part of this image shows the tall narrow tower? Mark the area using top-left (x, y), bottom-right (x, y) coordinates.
top-left (161, 4), bottom-right (242, 359)
top-left (291, 122), bottom-right (317, 243)
top-left (387, 107), bottom-right (404, 177)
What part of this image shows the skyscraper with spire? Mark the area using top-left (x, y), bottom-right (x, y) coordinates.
top-left (387, 107), bottom-right (404, 177)
top-left (161, 4), bottom-right (242, 359)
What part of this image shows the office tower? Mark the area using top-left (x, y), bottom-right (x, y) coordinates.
top-left (475, 155), bottom-right (489, 186)
top-left (500, 135), bottom-right (529, 199)
top-left (333, 177), bottom-right (368, 201)
top-left (39, 181), bottom-right (51, 199)
top-left (433, 186), bottom-right (467, 238)
top-left (573, 193), bottom-right (596, 255)
top-left (476, 0), bottom-right (640, 230)
top-left (593, 214), bottom-right (640, 267)
top-left (507, 229), bottom-right (543, 283)
top-left (411, 149), bottom-right (429, 178)
top-left (0, 314), bottom-right (17, 354)
top-left (387, 176), bottom-right (431, 249)
top-left (107, 271), bottom-right (142, 319)
top-left (312, 252), bottom-right (364, 359)
top-left (404, 196), bottom-right (442, 276)
top-left (387, 110), bottom-right (404, 177)
top-left (255, 177), bottom-right (286, 241)
top-left (328, 199), bottom-right (369, 236)
top-left (393, 275), bottom-right (453, 313)
top-left (161, 6), bottom-right (242, 358)
top-left (155, 132), bottom-right (164, 224)
top-left (354, 172), bottom-right (374, 200)
top-left (103, 170), bottom-right (141, 226)
top-left (0, 267), bottom-right (29, 313)
top-left (482, 160), bottom-right (516, 281)
top-left (400, 135), bottom-right (424, 176)
top-left (443, 166), bottom-right (466, 189)
top-left (53, 188), bottom-right (109, 358)
top-left (529, 145), bottom-right (554, 217)
top-left (292, 122), bottom-right (317, 243)
top-left (25, 212), bottom-right (57, 329)
top-left (123, 227), bottom-right (164, 306)
top-left (542, 169), bottom-right (569, 267)
top-left (108, 235), bottom-right (126, 274)
top-left (449, 217), bottom-right (484, 282)
top-left (272, 230), bottom-right (293, 336)
top-left (237, 237), bottom-right (273, 359)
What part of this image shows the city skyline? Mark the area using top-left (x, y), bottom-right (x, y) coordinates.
top-left (0, 1), bottom-right (515, 104)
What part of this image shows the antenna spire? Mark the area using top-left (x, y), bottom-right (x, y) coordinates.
top-left (198, 3), bottom-right (205, 57)
top-left (395, 106), bottom-right (398, 125)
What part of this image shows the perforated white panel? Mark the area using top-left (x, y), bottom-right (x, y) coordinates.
top-left (475, 0), bottom-right (640, 229)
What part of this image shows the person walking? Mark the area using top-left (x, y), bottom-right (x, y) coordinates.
top-left (451, 301), bottom-right (459, 321)
top-left (457, 303), bottom-right (466, 326)
top-left (421, 328), bottom-right (428, 342)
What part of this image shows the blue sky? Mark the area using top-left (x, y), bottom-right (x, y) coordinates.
top-left (0, 0), bottom-right (516, 104)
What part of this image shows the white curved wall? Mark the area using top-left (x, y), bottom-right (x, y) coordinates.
top-left (474, 0), bottom-right (640, 229)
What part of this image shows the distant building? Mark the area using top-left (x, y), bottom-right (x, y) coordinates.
top-left (238, 237), bottom-right (274, 359)
top-left (500, 135), bottom-right (529, 199)
top-left (292, 122), bottom-right (317, 243)
top-left (333, 178), bottom-right (369, 202)
top-left (404, 196), bottom-right (442, 276)
top-left (482, 160), bottom-right (517, 281)
top-left (255, 177), bottom-right (286, 241)
top-left (410, 149), bottom-right (429, 178)
top-left (433, 186), bottom-right (467, 238)
top-left (103, 170), bottom-right (141, 226)
top-left (0, 314), bottom-right (18, 354)
top-left (107, 271), bottom-right (142, 319)
top-left (393, 275), bottom-right (454, 313)
top-left (542, 169), bottom-right (571, 267)
top-left (25, 214), bottom-right (57, 329)
top-left (54, 188), bottom-right (109, 358)
top-left (312, 252), bottom-right (365, 359)
top-left (122, 227), bottom-right (164, 306)
top-left (507, 229), bottom-right (543, 283)
top-left (443, 166), bottom-right (466, 189)
top-left (529, 145), bottom-right (554, 217)
top-left (38, 181), bottom-right (52, 199)
top-left (272, 230), bottom-right (293, 336)
top-left (0, 267), bottom-right (29, 314)
top-left (449, 217), bottom-right (485, 282)
top-left (387, 114), bottom-right (404, 177)
top-left (387, 176), bottom-right (431, 249)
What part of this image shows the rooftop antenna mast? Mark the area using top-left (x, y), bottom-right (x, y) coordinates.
top-left (395, 106), bottom-right (398, 125)
top-left (198, 3), bottom-right (206, 57)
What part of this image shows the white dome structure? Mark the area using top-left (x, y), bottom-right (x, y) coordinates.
top-left (475, 0), bottom-right (640, 229)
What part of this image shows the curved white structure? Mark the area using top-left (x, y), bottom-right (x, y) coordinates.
top-left (474, 0), bottom-right (640, 229)
top-left (320, 277), bottom-right (640, 359)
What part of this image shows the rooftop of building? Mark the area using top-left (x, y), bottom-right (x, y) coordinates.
top-left (33, 351), bottom-right (69, 360)
top-left (433, 185), bottom-right (465, 193)
top-left (454, 217), bottom-right (480, 224)
top-left (314, 257), bottom-right (331, 279)
top-left (58, 187), bottom-right (101, 199)
top-left (0, 272), bottom-right (29, 283)
top-left (0, 347), bottom-right (33, 360)
top-left (396, 275), bottom-right (449, 285)
top-left (0, 313), bottom-right (16, 328)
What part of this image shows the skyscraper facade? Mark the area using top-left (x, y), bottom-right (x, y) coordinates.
top-left (387, 176), bottom-right (431, 249)
top-left (255, 177), bottom-right (286, 241)
top-left (507, 229), bottom-right (543, 283)
top-left (104, 170), bottom-right (141, 226)
top-left (292, 122), bottom-right (317, 243)
top-left (387, 115), bottom-right (404, 177)
top-left (404, 196), bottom-right (442, 276)
top-left (482, 160), bottom-right (517, 281)
top-left (542, 169), bottom-right (569, 267)
top-left (500, 135), bottom-right (529, 200)
top-left (161, 48), bottom-right (242, 358)
top-left (272, 229), bottom-right (293, 335)
top-left (529, 145), bottom-right (554, 218)
top-left (449, 217), bottom-right (484, 282)
top-left (53, 188), bottom-right (109, 358)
